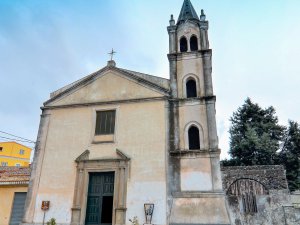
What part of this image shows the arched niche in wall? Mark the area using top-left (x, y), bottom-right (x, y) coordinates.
top-left (179, 36), bottom-right (188, 52)
top-left (226, 178), bottom-right (269, 214)
top-left (184, 122), bottom-right (204, 150)
top-left (190, 35), bottom-right (198, 51)
top-left (226, 178), bottom-right (269, 196)
top-left (182, 74), bottom-right (200, 98)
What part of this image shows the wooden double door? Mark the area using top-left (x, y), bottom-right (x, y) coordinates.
top-left (85, 172), bottom-right (115, 225)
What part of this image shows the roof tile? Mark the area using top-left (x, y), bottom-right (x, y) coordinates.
top-left (0, 166), bottom-right (31, 184)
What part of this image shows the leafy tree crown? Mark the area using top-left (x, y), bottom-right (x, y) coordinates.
top-left (229, 98), bottom-right (285, 165)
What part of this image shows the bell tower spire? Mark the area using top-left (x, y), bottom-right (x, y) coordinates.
top-left (177, 0), bottom-right (200, 25)
top-left (166, 1), bottom-right (230, 225)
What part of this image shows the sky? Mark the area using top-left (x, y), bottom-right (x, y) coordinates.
top-left (0, 0), bottom-right (300, 159)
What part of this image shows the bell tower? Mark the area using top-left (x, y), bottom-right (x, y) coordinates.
top-left (166, 0), bottom-right (230, 224)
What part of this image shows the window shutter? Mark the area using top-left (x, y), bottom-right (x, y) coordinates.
top-left (95, 110), bottom-right (116, 135)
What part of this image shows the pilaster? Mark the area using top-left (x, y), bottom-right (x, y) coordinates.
top-left (22, 110), bottom-right (51, 224)
top-left (202, 49), bottom-right (213, 96)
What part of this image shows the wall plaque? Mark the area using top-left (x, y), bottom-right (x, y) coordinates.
top-left (41, 201), bottom-right (50, 211)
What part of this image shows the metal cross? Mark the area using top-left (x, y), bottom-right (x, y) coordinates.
top-left (108, 48), bottom-right (117, 60)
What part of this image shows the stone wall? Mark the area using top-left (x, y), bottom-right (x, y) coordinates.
top-left (221, 165), bottom-right (300, 225)
top-left (222, 165), bottom-right (288, 192)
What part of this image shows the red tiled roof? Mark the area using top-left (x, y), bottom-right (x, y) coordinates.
top-left (0, 166), bottom-right (31, 185)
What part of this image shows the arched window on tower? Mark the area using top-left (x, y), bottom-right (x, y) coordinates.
top-left (188, 126), bottom-right (200, 150)
top-left (180, 37), bottom-right (188, 52)
top-left (190, 36), bottom-right (198, 51)
top-left (186, 79), bottom-right (197, 98)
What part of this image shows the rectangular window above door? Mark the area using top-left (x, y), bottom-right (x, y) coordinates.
top-left (95, 110), bottom-right (116, 135)
top-left (93, 110), bottom-right (116, 143)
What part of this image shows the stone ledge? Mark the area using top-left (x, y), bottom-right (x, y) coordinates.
top-left (170, 224), bottom-right (230, 225)
top-left (170, 149), bottom-right (221, 158)
top-left (173, 191), bottom-right (225, 198)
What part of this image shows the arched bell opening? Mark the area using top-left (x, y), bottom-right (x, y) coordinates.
top-left (188, 126), bottom-right (200, 150)
top-left (180, 36), bottom-right (188, 52)
top-left (190, 35), bottom-right (198, 51)
top-left (186, 79), bottom-right (197, 98)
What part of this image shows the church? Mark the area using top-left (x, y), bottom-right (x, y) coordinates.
top-left (22, 1), bottom-right (231, 225)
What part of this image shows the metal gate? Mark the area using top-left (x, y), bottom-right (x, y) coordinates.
top-left (9, 192), bottom-right (27, 225)
top-left (85, 172), bottom-right (114, 225)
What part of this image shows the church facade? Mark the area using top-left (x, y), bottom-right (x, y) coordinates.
top-left (23, 1), bottom-right (230, 225)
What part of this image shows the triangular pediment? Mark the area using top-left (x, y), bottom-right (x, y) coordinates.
top-left (46, 67), bottom-right (169, 107)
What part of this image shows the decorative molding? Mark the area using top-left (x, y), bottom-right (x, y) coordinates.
top-left (170, 149), bottom-right (221, 158)
top-left (45, 66), bottom-right (169, 106)
top-left (42, 97), bottom-right (168, 110)
top-left (0, 181), bottom-right (29, 186)
top-left (170, 223), bottom-right (229, 225)
top-left (116, 149), bottom-right (131, 161)
top-left (172, 191), bottom-right (225, 198)
top-left (71, 149), bottom-right (130, 225)
top-left (183, 121), bottom-right (205, 151)
top-left (75, 150), bottom-right (90, 163)
top-left (168, 95), bottom-right (216, 103)
top-left (168, 49), bottom-right (212, 61)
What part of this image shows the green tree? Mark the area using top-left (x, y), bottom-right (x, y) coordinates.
top-left (277, 121), bottom-right (300, 191)
top-left (227, 98), bottom-right (285, 166)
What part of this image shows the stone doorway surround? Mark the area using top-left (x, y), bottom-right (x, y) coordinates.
top-left (71, 149), bottom-right (130, 225)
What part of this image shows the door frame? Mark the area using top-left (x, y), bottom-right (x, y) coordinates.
top-left (85, 171), bottom-right (115, 225)
top-left (71, 149), bottom-right (130, 225)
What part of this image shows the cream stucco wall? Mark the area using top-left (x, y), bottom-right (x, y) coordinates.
top-left (0, 186), bottom-right (27, 225)
top-left (31, 71), bottom-right (167, 225)
top-left (170, 196), bottom-right (229, 224)
top-left (178, 103), bottom-right (209, 150)
top-left (181, 157), bottom-right (212, 191)
top-left (176, 56), bottom-right (205, 99)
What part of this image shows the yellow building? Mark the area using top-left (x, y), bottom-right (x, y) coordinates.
top-left (0, 166), bottom-right (30, 225)
top-left (0, 142), bottom-right (32, 167)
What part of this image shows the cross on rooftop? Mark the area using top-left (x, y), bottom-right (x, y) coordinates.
top-left (108, 48), bottom-right (117, 61)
